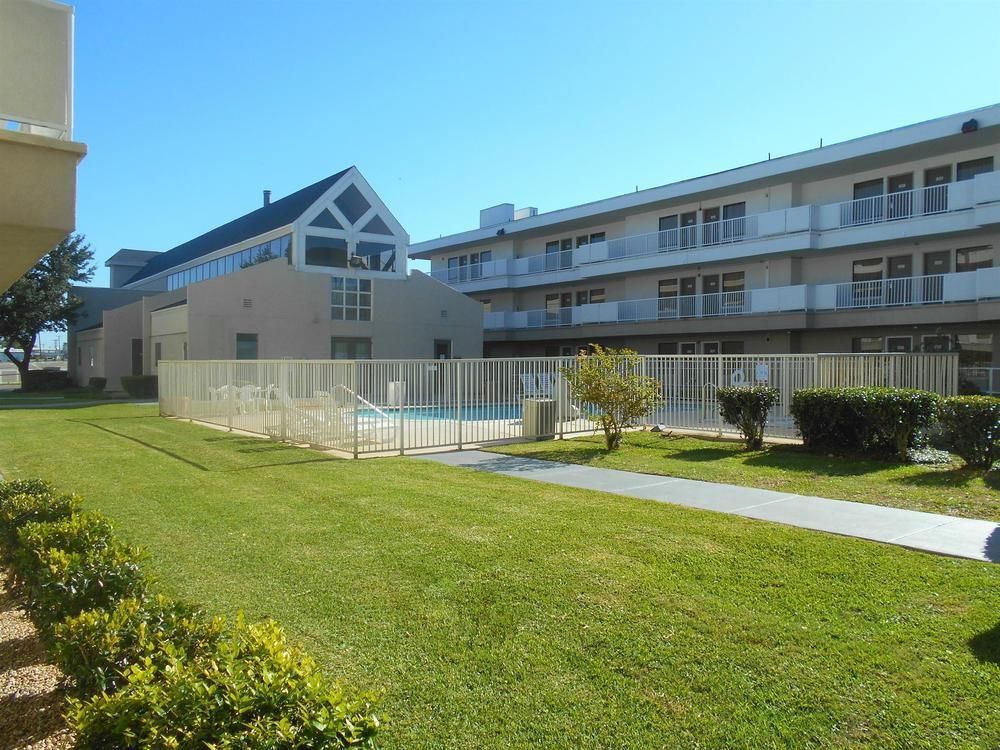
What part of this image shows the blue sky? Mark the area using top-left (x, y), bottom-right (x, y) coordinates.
top-left (73, 0), bottom-right (1000, 288)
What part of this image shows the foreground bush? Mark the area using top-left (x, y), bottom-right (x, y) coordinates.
top-left (55, 594), bottom-right (225, 696)
top-left (69, 617), bottom-right (380, 749)
top-left (121, 375), bottom-right (158, 398)
top-left (938, 395), bottom-right (1000, 468)
top-left (791, 387), bottom-right (940, 460)
top-left (561, 344), bottom-right (662, 450)
top-left (717, 385), bottom-right (780, 450)
top-left (0, 479), bottom-right (80, 545)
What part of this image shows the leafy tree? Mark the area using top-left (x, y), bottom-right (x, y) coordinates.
top-left (0, 233), bottom-right (94, 380)
top-left (561, 344), bottom-right (662, 450)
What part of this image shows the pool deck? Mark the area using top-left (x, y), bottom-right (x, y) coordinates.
top-left (417, 450), bottom-right (999, 563)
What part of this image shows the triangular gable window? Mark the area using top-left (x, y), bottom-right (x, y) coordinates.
top-left (309, 208), bottom-right (343, 230)
top-left (361, 214), bottom-right (394, 236)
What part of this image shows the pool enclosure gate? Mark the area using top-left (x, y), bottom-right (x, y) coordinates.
top-left (158, 353), bottom-right (959, 457)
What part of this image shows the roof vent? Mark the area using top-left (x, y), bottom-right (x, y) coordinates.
top-left (480, 203), bottom-right (514, 228)
top-left (514, 207), bottom-right (538, 220)
top-left (263, 190), bottom-right (271, 206)
top-left (242, 298), bottom-right (253, 308)
top-left (962, 118), bottom-right (978, 134)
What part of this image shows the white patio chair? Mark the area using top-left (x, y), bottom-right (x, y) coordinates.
top-left (519, 373), bottom-right (539, 397)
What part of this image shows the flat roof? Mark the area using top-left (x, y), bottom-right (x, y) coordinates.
top-left (410, 103), bottom-right (1000, 258)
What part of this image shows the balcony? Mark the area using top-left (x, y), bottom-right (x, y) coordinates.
top-left (0, 0), bottom-right (87, 291)
top-left (484, 267), bottom-right (1000, 330)
top-left (434, 175), bottom-right (1000, 291)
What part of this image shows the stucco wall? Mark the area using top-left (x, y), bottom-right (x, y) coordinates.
top-left (103, 300), bottom-right (144, 391)
top-left (74, 328), bottom-right (104, 386)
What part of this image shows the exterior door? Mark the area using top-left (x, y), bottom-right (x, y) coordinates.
top-left (702, 342), bottom-right (720, 355)
top-left (701, 274), bottom-right (720, 316)
top-left (679, 342), bottom-right (697, 355)
top-left (702, 207), bottom-right (721, 245)
top-left (560, 292), bottom-right (572, 325)
top-left (722, 202), bottom-right (746, 240)
top-left (679, 277), bottom-right (697, 317)
top-left (680, 211), bottom-right (697, 248)
top-left (923, 250), bottom-right (949, 302)
top-left (886, 255), bottom-right (912, 305)
top-left (433, 339), bottom-right (452, 360)
top-left (887, 173), bottom-right (913, 219)
top-left (850, 178), bottom-right (884, 224)
top-left (923, 165), bottom-right (951, 213)
top-left (658, 215), bottom-right (678, 250)
top-left (130, 338), bottom-right (143, 376)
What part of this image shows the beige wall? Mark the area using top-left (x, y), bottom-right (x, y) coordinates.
top-left (103, 300), bottom-right (144, 391)
top-left (74, 328), bottom-right (104, 386)
top-left (177, 260), bottom-right (482, 360)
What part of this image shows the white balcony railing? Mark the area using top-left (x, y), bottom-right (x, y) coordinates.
top-left (0, 0), bottom-right (74, 140)
top-left (484, 267), bottom-right (1000, 330)
top-left (607, 215), bottom-right (760, 261)
top-left (836, 184), bottom-right (951, 228)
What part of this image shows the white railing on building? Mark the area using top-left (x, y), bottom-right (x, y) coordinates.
top-left (0, 0), bottom-right (74, 141)
top-left (959, 367), bottom-right (1000, 395)
top-left (159, 353), bottom-right (959, 457)
top-left (836, 184), bottom-right (951, 228)
top-left (486, 267), bottom-right (1000, 330)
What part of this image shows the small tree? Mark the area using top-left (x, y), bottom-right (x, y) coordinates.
top-left (0, 234), bottom-right (94, 381)
top-left (717, 385), bottom-right (780, 450)
top-left (561, 344), bottom-right (662, 450)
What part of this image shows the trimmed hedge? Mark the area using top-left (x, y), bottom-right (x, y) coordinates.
top-left (88, 377), bottom-right (107, 393)
top-left (0, 478), bottom-right (380, 747)
top-left (121, 375), bottom-right (158, 398)
top-left (938, 395), bottom-right (1000, 469)
top-left (791, 387), bottom-right (940, 460)
top-left (717, 385), bottom-right (780, 450)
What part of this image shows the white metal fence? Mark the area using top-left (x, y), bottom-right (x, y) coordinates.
top-left (159, 353), bottom-right (959, 457)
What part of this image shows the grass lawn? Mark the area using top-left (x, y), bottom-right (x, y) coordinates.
top-left (0, 405), bottom-right (997, 749)
top-left (490, 431), bottom-right (1000, 521)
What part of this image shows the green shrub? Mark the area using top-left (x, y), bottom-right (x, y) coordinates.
top-left (0, 480), bottom-right (80, 545)
top-left (938, 395), bottom-right (1000, 469)
top-left (88, 377), bottom-right (107, 392)
top-left (15, 512), bottom-right (116, 587)
top-left (54, 594), bottom-right (225, 696)
top-left (69, 617), bottom-right (380, 749)
top-left (120, 375), bottom-right (157, 398)
top-left (791, 387), bottom-right (940, 460)
top-left (22, 540), bottom-right (147, 630)
top-left (717, 385), bottom-right (780, 450)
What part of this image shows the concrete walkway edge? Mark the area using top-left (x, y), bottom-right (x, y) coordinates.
top-left (417, 450), bottom-right (999, 563)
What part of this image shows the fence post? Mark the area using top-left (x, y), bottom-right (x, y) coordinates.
top-left (456, 361), bottom-right (463, 451)
top-left (716, 355), bottom-right (723, 435)
top-left (398, 365), bottom-right (405, 456)
top-left (279, 360), bottom-right (288, 442)
top-left (352, 360), bottom-right (359, 459)
top-left (226, 361), bottom-right (233, 432)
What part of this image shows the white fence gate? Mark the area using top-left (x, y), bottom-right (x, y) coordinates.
top-left (158, 353), bottom-right (959, 457)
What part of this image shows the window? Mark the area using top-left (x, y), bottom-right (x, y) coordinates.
top-left (955, 333), bottom-right (992, 366)
top-left (886, 336), bottom-right (912, 353)
top-left (589, 232), bottom-right (606, 244)
top-left (853, 178), bottom-right (884, 199)
top-left (921, 335), bottom-right (951, 353)
top-left (657, 342), bottom-right (678, 355)
top-left (331, 337), bottom-right (372, 360)
top-left (88, 346), bottom-right (95, 367)
top-left (852, 336), bottom-right (883, 353)
top-left (721, 341), bottom-right (745, 354)
top-left (658, 278), bottom-right (678, 298)
top-left (721, 202), bottom-right (746, 240)
top-left (957, 157), bottom-right (993, 182)
top-left (545, 293), bottom-right (561, 315)
top-left (589, 288), bottom-right (605, 304)
top-left (331, 277), bottom-right (372, 321)
top-left (722, 272), bottom-right (745, 293)
top-left (355, 241), bottom-right (395, 272)
top-left (576, 291), bottom-right (589, 306)
top-left (305, 236), bottom-right (348, 268)
top-left (235, 334), bottom-right (258, 360)
top-left (576, 235), bottom-right (589, 248)
top-left (680, 211), bottom-right (697, 248)
top-left (333, 183), bottom-right (371, 225)
top-left (434, 340), bottom-right (452, 360)
top-left (956, 246), bottom-right (993, 273)
top-left (658, 214), bottom-right (679, 250)
top-left (853, 258), bottom-right (884, 282)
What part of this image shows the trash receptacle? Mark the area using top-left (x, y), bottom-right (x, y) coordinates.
top-left (523, 398), bottom-right (557, 440)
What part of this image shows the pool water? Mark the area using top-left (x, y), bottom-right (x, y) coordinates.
top-left (359, 403), bottom-right (523, 421)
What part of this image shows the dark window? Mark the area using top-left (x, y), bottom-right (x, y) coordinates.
top-left (680, 342), bottom-right (697, 355)
top-left (545, 293), bottom-right (561, 315)
top-left (721, 341), bottom-right (744, 354)
top-left (924, 165), bottom-right (951, 186)
top-left (589, 232), bottom-right (606, 244)
top-left (589, 288), bottom-right (605, 304)
top-left (886, 336), bottom-right (912, 353)
top-left (561, 238), bottom-right (573, 253)
top-left (576, 235), bottom-right (590, 247)
top-left (333, 183), bottom-right (371, 225)
top-left (310, 208), bottom-right (344, 230)
top-left (331, 337), bottom-right (372, 360)
top-left (305, 236), bottom-right (348, 268)
top-left (853, 258), bottom-right (884, 282)
top-left (658, 214), bottom-right (679, 250)
top-left (355, 241), bottom-right (395, 272)
top-left (853, 179), bottom-right (884, 199)
top-left (545, 241), bottom-right (560, 254)
top-left (957, 157), bottom-right (993, 182)
top-left (851, 336), bottom-right (883, 353)
top-left (921, 335), bottom-right (951, 353)
top-left (658, 278), bottom-right (678, 298)
top-left (236, 334), bottom-right (258, 360)
top-left (657, 342), bottom-right (678, 355)
top-left (956, 246), bottom-right (993, 273)
top-left (722, 272), bottom-right (745, 293)
top-left (434, 340), bottom-right (452, 360)
top-left (576, 291), bottom-right (589, 306)
top-left (360, 213), bottom-right (393, 235)
top-left (955, 333), bottom-right (992, 366)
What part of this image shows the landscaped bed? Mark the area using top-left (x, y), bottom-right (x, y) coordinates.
top-left (0, 404), bottom-right (997, 749)
top-left (491, 430), bottom-right (1000, 521)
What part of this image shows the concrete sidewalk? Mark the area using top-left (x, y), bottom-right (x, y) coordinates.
top-left (418, 450), bottom-right (999, 563)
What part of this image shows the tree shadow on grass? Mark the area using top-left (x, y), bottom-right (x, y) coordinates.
top-left (665, 447), bottom-right (734, 462)
top-left (741, 448), bottom-right (891, 477)
top-left (886, 466), bottom-right (984, 491)
top-left (969, 618), bottom-right (1000, 665)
